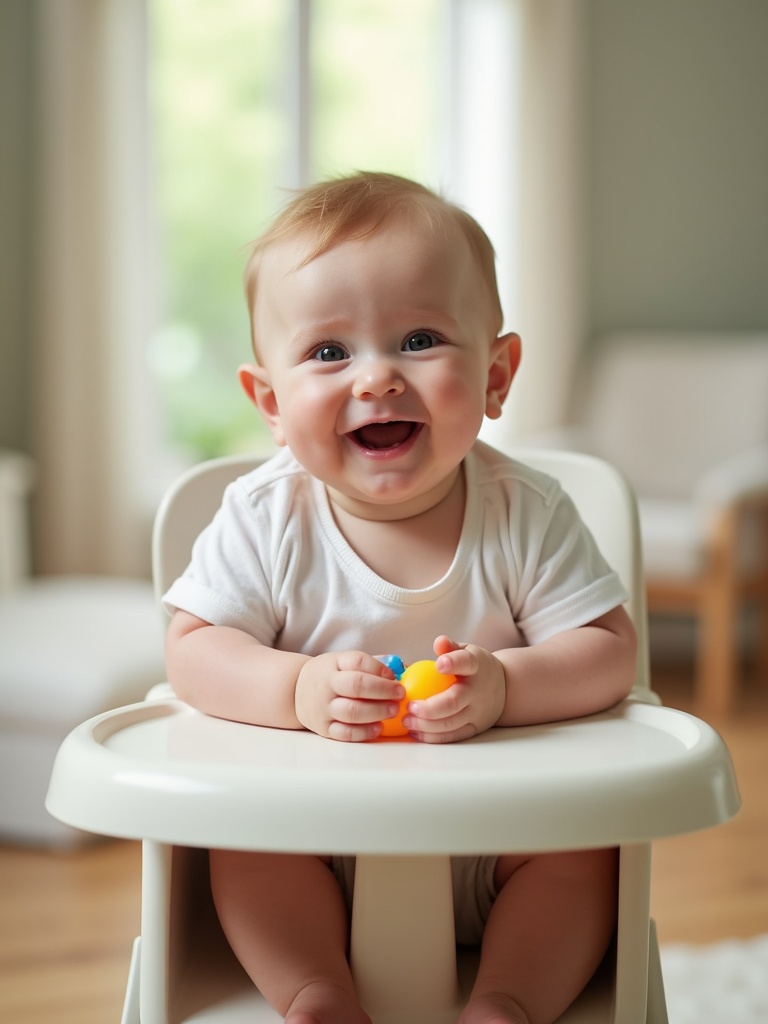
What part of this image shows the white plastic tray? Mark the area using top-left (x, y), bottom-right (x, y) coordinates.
top-left (46, 698), bottom-right (739, 853)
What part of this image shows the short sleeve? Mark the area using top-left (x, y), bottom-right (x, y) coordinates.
top-left (514, 487), bottom-right (628, 645)
top-left (162, 476), bottom-right (282, 646)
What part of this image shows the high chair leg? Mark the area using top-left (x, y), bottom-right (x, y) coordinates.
top-left (120, 937), bottom-right (141, 1024)
top-left (140, 840), bottom-right (173, 1024)
top-left (645, 921), bottom-right (669, 1024)
top-left (614, 843), bottom-right (652, 1024)
top-left (350, 854), bottom-right (462, 1024)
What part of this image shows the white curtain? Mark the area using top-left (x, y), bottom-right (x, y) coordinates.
top-left (481, 0), bottom-right (588, 447)
top-left (33, 0), bottom-right (152, 576)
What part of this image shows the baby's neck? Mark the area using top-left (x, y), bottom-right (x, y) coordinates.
top-left (328, 470), bottom-right (466, 589)
top-left (326, 467), bottom-right (461, 523)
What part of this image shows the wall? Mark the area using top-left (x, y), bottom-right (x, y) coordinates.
top-left (586, 0), bottom-right (768, 336)
top-left (0, 1), bottom-right (34, 454)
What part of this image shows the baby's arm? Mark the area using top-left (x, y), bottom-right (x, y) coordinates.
top-left (165, 610), bottom-right (404, 742)
top-left (404, 605), bottom-right (637, 743)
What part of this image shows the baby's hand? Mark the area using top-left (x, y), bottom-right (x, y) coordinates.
top-left (294, 651), bottom-right (405, 742)
top-left (402, 635), bottom-right (506, 744)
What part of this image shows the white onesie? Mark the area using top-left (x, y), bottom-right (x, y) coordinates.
top-left (164, 441), bottom-right (627, 662)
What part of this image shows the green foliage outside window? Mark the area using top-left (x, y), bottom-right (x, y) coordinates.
top-left (149, 0), bottom-right (442, 460)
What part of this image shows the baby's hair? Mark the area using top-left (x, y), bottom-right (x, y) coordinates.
top-left (244, 171), bottom-right (503, 351)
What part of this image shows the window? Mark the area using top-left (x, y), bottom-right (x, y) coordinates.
top-left (149, 0), bottom-right (518, 460)
top-left (309, 0), bottom-right (445, 183)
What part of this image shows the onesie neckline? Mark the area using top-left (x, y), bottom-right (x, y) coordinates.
top-left (313, 452), bottom-right (479, 605)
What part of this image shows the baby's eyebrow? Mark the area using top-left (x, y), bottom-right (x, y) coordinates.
top-left (291, 318), bottom-right (356, 342)
top-left (398, 308), bottom-right (462, 330)
top-left (286, 326), bottom-right (349, 354)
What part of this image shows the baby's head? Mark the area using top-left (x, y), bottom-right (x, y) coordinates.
top-left (239, 171), bottom-right (520, 520)
top-left (244, 172), bottom-right (504, 355)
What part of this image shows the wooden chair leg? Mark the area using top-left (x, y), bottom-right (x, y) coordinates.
top-left (757, 589), bottom-right (768, 685)
top-left (756, 503), bottom-right (768, 684)
top-left (697, 591), bottom-right (737, 720)
top-left (697, 513), bottom-right (740, 720)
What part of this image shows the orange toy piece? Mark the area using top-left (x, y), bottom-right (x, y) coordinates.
top-left (380, 659), bottom-right (458, 738)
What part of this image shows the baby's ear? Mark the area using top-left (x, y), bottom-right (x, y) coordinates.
top-left (238, 363), bottom-right (286, 446)
top-left (485, 333), bottom-right (521, 419)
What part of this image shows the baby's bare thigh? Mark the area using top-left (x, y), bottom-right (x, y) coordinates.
top-left (494, 848), bottom-right (619, 891)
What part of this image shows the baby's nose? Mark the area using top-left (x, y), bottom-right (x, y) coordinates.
top-left (352, 357), bottom-right (405, 399)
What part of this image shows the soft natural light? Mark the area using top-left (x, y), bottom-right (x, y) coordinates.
top-left (149, 0), bottom-right (446, 460)
top-left (310, 0), bottom-right (444, 183)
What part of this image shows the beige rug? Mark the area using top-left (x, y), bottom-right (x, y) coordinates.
top-left (661, 934), bottom-right (768, 1023)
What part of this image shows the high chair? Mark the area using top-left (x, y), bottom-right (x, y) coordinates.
top-left (46, 449), bottom-right (740, 1024)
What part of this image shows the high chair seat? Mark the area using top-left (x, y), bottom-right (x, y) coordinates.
top-left (45, 449), bottom-right (741, 1024)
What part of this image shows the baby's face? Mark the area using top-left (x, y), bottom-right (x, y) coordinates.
top-left (243, 215), bottom-right (515, 520)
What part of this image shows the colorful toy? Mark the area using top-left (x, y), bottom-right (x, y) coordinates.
top-left (378, 657), bottom-right (458, 737)
top-left (377, 654), bottom-right (406, 679)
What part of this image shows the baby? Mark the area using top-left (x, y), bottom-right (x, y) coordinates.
top-left (163, 172), bottom-right (637, 1024)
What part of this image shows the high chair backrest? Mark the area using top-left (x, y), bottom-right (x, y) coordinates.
top-left (152, 453), bottom-right (263, 614)
top-left (512, 447), bottom-right (652, 701)
top-left (152, 448), bottom-right (653, 701)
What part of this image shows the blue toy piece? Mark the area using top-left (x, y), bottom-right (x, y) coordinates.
top-left (377, 654), bottom-right (405, 679)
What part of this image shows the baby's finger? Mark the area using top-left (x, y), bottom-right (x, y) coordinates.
top-left (327, 719), bottom-right (385, 743)
top-left (335, 650), bottom-right (397, 676)
top-left (409, 723), bottom-right (477, 745)
top-left (330, 694), bottom-right (402, 726)
top-left (435, 645), bottom-right (478, 678)
top-left (404, 704), bottom-right (476, 744)
top-left (406, 680), bottom-right (470, 722)
top-left (334, 669), bottom-right (405, 703)
top-left (433, 634), bottom-right (463, 659)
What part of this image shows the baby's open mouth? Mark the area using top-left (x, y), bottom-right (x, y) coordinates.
top-left (350, 421), bottom-right (420, 451)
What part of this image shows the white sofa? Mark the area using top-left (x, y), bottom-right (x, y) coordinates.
top-left (0, 449), bottom-right (166, 844)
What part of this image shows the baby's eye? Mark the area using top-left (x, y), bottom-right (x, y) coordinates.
top-left (403, 331), bottom-right (436, 352)
top-left (313, 343), bottom-right (348, 362)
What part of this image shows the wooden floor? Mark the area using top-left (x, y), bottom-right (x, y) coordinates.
top-left (648, 665), bottom-right (768, 945)
top-left (1, 664), bottom-right (766, 1024)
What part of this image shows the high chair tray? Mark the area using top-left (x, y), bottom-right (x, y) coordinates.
top-left (46, 697), bottom-right (739, 852)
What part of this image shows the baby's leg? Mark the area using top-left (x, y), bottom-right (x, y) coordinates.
top-left (460, 848), bottom-right (618, 1024)
top-left (209, 849), bottom-right (371, 1024)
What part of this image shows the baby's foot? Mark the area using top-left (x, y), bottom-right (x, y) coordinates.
top-left (284, 980), bottom-right (372, 1024)
top-left (457, 991), bottom-right (531, 1024)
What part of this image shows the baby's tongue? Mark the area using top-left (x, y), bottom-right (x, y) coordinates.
top-left (356, 421), bottom-right (413, 450)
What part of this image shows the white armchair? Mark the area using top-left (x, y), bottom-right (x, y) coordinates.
top-left (525, 332), bottom-right (768, 717)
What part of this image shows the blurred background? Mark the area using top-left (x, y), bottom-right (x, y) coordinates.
top-left (3, 0), bottom-right (766, 582)
top-left (1, 4), bottom-right (767, 1021)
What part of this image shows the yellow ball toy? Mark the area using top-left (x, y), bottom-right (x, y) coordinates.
top-left (380, 659), bottom-right (457, 738)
